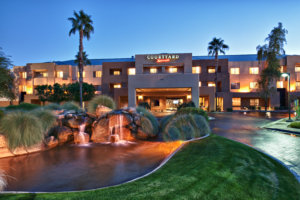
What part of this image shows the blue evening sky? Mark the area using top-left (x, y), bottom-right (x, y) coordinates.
top-left (1, 0), bottom-right (300, 66)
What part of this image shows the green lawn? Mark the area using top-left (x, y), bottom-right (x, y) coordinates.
top-left (1, 134), bottom-right (299, 200)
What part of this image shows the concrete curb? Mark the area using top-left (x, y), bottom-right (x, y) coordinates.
top-left (0, 134), bottom-right (210, 194)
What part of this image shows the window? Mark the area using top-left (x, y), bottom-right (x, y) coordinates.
top-left (150, 68), bottom-right (157, 74)
top-left (93, 71), bottom-right (102, 78)
top-left (128, 68), bottom-right (136, 75)
top-left (20, 72), bottom-right (27, 79)
top-left (208, 82), bottom-right (216, 87)
top-left (168, 67), bottom-right (177, 73)
top-left (113, 83), bottom-right (121, 88)
top-left (296, 81), bottom-right (300, 88)
top-left (295, 66), bottom-right (300, 72)
top-left (250, 82), bottom-right (259, 89)
top-left (77, 71), bottom-right (86, 78)
top-left (230, 68), bottom-right (240, 75)
top-left (231, 82), bottom-right (240, 89)
top-left (192, 66), bottom-right (201, 74)
top-left (207, 66), bottom-right (216, 73)
top-left (250, 99), bottom-right (259, 106)
top-left (232, 98), bottom-right (241, 106)
top-left (280, 66), bottom-right (285, 73)
top-left (249, 67), bottom-right (259, 74)
top-left (110, 69), bottom-right (122, 75)
top-left (277, 81), bottom-right (283, 88)
top-left (21, 85), bottom-right (26, 92)
top-left (57, 71), bottom-right (63, 78)
top-left (199, 81), bottom-right (201, 87)
top-left (42, 72), bottom-right (48, 77)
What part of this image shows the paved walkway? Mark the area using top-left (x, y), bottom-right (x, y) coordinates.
top-left (261, 118), bottom-right (300, 135)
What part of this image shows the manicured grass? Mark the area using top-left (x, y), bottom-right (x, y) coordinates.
top-left (289, 121), bottom-right (300, 129)
top-left (1, 135), bottom-right (300, 200)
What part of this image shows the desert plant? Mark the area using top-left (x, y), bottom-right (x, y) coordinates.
top-left (138, 102), bottom-right (151, 110)
top-left (0, 109), bottom-right (4, 119)
top-left (140, 116), bottom-right (155, 136)
top-left (5, 103), bottom-right (39, 111)
top-left (30, 109), bottom-right (56, 134)
top-left (175, 107), bottom-right (208, 121)
top-left (159, 114), bottom-right (174, 132)
top-left (0, 169), bottom-right (6, 191)
top-left (61, 101), bottom-right (81, 111)
top-left (289, 121), bottom-right (300, 129)
top-left (44, 103), bottom-right (62, 110)
top-left (88, 95), bottom-right (116, 113)
top-left (0, 111), bottom-right (44, 151)
top-left (295, 105), bottom-right (300, 120)
top-left (177, 101), bottom-right (196, 111)
top-left (163, 114), bottom-right (210, 141)
top-left (136, 107), bottom-right (159, 136)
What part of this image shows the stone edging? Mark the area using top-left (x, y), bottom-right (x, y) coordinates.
top-left (0, 134), bottom-right (210, 194)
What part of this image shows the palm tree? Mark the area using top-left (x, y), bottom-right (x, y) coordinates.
top-left (207, 37), bottom-right (229, 111)
top-left (74, 51), bottom-right (91, 65)
top-left (68, 10), bottom-right (94, 108)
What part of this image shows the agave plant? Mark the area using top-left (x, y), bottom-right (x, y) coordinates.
top-left (0, 111), bottom-right (44, 151)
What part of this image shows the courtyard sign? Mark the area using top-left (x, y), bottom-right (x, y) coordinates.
top-left (146, 54), bottom-right (179, 63)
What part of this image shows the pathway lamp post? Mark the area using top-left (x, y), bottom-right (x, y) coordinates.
top-left (281, 73), bottom-right (292, 122)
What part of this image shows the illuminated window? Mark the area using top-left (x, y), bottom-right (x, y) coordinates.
top-left (249, 67), bottom-right (259, 74)
top-left (114, 70), bottom-right (120, 75)
top-left (20, 72), bottom-right (27, 79)
top-left (169, 67), bottom-right (178, 73)
top-left (280, 66), bottom-right (285, 73)
top-left (250, 99), bottom-right (259, 106)
top-left (295, 66), bottom-right (300, 72)
top-left (150, 68), bottom-right (157, 74)
top-left (199, 81), bottom-right (201, 87)
top-left (128, 68), bottom-right (136, 75)
top-left (232, 98), bottom-right (241, 106)
top-left (277, 81), bottom-right (283, 88)
top-left (208, 66), bottom-right (216, 73)
top-left (93, 71), bottom-right (102, 78)
top-left (250, 82), bottom-right (259, 89)
top-left (77, 71), bottom-right (86, 78)
top-left (230, 68), bottom-right (240, 75)
top-left (208, 82), bottom-right (216, 87)
top-left (231, 82), bottom-right (240, 89)
top-left (296, 81), bottom-right (300, 87)
top-left (113, 83), bottom-right (121, 88)
top-left (42, 72), bottom-right (48, 77)
top-left (57, 71), bottom-right (63, 78)
top-left (192, 66), bottom-right (201, 74)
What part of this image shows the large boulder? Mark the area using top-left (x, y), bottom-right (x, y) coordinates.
top-left (44, 136), bottom-right (59, 149)
top-left (96, 105), bottom-right (112, 118)
top-left (91, 118), bottom-right (110, 143)
top-left (57, 126), bottom-right (73, 144)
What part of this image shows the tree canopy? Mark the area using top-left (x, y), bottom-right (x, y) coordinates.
top-left (0, 48), bottom-right (15, 100)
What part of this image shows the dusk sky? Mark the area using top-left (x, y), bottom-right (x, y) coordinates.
top-left (1, 0), bottom-right (300, 66)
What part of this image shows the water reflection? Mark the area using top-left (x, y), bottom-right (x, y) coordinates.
top-left (210, 112), bottom-right (300, 179)
top-left (0, 141), bottom-right (181, 192)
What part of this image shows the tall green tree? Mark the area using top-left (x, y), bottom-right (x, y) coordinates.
top-left (207, 37), bottom-right (229, 111)
top-left (68, 10), bottom-right (94, 108)
top-left (256, 22), bottom-right (288, 111)
top-left (0, 48), bottom-right (15, 104)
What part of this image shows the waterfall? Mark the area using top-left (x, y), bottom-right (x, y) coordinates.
top-left (76, 117), bottom-right (89, 145)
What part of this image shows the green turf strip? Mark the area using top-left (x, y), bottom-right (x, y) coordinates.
top-left (1, 134), bottom-right (299, 200)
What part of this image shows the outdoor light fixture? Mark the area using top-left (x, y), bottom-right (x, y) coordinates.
top-left (281, 73), bottom-right (292, 122)
top-left (138, 95), bottom-right (143, 100)
top-left (187, 95), bottom-right (191, 100)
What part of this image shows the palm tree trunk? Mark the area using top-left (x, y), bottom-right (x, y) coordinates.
top-left (79, 30), bottom-right (84, 109)
top-left (215, 54), bottom-right (218, 111)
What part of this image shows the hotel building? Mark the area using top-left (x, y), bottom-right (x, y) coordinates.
top-left (10, 53), bottom-right (300, 112)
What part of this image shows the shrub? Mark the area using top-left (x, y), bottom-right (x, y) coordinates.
top-left (163, 114), bottom-right (210, 141)
top-left (44, 103), bottom-right (62, 110)
top-left (0, 169), bottom-right (6, 191)
top-left (0, 110), bottom-right (4, 119)
top-left (5, 103), bottom-right (39, 111)
top-left (136, 107), bottom-right (159, 136)
top-left (30, 109), bottom-right (57, 134)
top-left (289, 121), bottom-right (300, 129)
top-left (61, 101), bottom-right (81, 111)
top-left (140, 116), bottom-right (155, 136)
top-left (138, 102), bottom-right (151, 110)
top-left (177, 101), bottom-right (195, 111)
top-left (227, 108), bottom-right (233, 112)
top-left (159, 114), bottom-right (174, 132)
top-left (175, 107), bottom-right (208, 121)
top-left (88, 95), bottom-right (116, 113)
top-left (0, 111), bottom-right (44, 151)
